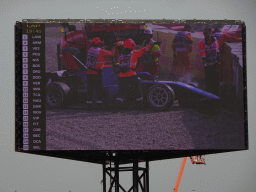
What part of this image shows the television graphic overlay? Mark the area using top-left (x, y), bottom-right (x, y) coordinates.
top-left (15, 19), bottom-right (248, 163)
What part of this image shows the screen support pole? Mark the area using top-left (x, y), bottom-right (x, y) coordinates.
top-left (146, 161), bottom-right (149, 192)
top-left (115, 158), bottom-right (119, 192)
top-left (133, 159), bottom-right (138, 192)
top-left (102, 153), bottom-right (149, 192)
top-left (103, 161), bottom-right (106, 192)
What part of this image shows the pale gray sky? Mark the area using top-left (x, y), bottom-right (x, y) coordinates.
top-left (0, 0), bottom-right (255, 191)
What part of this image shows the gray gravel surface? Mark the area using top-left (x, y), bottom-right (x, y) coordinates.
top-left (46, 102), bottom-right (245, 150)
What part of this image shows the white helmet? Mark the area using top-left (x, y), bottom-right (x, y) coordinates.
top-left (144, 28), bottom-right (153, 36)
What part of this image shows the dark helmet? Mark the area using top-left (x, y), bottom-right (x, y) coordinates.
top-left (213, 28), bottom-right (221, 33)
top-left (184, 24), bottom-right (192, 31)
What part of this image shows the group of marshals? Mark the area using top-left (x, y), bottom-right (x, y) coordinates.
top-left (199, 26), bottom-right (241, 96)
top-left (85, 28), bottom-right (160, 111)
top-left (85, 25), bottom-right (242, 110)
top-left (171, 24), bottom-right (241, 97)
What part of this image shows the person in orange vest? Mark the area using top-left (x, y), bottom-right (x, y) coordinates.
top-left (212, 28), bottom-right (242, 48)
top-left (199, 27), bottom-right (220, 96)
top-left (103, 32), bottom-right (121, 68)
top-left (115, 38), bottom-right (158, 110)
top-left (86, 37), bottom-right (116, 110)
top-left (212, 28), bottom-right (242, 83)
top-left (171, 24), bottom-right (193, 82)
top-left (135, 28), bottom-right (162, 78)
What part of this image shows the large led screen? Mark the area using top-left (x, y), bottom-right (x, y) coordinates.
top-left (15, 20), bottom-right (247, 158)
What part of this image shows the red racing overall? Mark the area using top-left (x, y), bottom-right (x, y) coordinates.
top-left (116, 43), bottom-right (153, 104)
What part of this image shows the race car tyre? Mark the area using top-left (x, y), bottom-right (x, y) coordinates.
top-left (147, 84), bottom-right (175, 111)
top-left (57, 43), bottom-right (62, 71)
top-left (46, 82), bottom-right (70, 108)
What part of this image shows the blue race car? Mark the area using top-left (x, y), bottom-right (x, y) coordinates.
top-left (46, 66), bottom-right (220, 111)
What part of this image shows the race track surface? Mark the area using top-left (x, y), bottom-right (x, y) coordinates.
top-left (46, 102), bottom-right (245, 150)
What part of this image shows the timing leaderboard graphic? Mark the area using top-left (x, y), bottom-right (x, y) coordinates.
top-left (20, 23), bottom-right (46, 151)
top-left (15, 19), bottom-right (247, 163)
